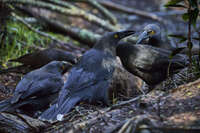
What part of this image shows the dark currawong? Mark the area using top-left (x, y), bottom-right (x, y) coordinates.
top-left (117, 42), bottom-right (188, 89)
top-left (0, 48), bottom-right (78, 74)
top-left (39, 30), bottom-right (135, 122)
top-left (0, 61), bottom-right (71, 117)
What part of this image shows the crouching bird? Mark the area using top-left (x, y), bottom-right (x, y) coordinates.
top-left (0, 48), bottom-right (78, 74)
top-left (117, 42), bottom-right (188, 89)
top-left (136, 24), bottom-right (199, 55)
top-left (136, 24), bottom-right (175, 51)
top-left (0, 61), bottom-right (71, 116)
top-left (39, 30), bottom-right (135, 122)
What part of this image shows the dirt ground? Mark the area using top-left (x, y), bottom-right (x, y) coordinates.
top-left (0, 0), bottom-right (200, 132)
top-left (40, 77), bottom-right (200, 133)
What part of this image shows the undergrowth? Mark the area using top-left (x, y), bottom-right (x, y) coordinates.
top-left (0, 18), bottom-right (71, 69)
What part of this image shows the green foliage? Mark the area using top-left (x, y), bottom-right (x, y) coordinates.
top-left (166, 0), bottom-right (200, 79)
top-left (169, 47), bottom-right (186, 59)
top-left (164, 0), bottom-right (185, 8)
top-left (0, 19), bottom-right (51, 68)
top-left (168, 34), bottom-right (187, 43)
top-left (190, 8), bottom-right (199, 27)
top-left (192, 56), bottom-right (200, 77)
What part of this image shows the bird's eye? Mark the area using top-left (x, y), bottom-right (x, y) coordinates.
top-left (148, 30), bottom-right (155, 35)
top-left (114, 34), bottom-right (118, 38)
top-left (62, 65), bottom-right (65, 70)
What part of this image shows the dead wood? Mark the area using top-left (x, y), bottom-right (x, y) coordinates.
top-left (0, 112), bottom-right (46, 133)
top-left (15, 6), bottom-right (101, 47)
top-left (98, 0), bottom-right (165, 23)
top-left (3, 0), bottom-right (118, 31)
top-left (71, 0), bottom-right (117, 25)
top-left (11, 12), bottom-right (82, 52)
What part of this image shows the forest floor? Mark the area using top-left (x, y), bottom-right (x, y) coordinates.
top-left (0, 0), bottom-right (200, 132)
top-left (0, 71), bottom-right (200, 132)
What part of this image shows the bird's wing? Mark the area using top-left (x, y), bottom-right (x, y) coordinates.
top-left (20, 74), bottom-right (63, 100)
top-left (40, 72), bottom-right (110, 122)
top-left (131, 45), bottom-right (176, 71)
top-left (57, 49), bottom-right (113, 106)
top-left (11, 72), bottom-right (62, 104)
top-left (57, 67), bottom-right (97, 106)
top-left (11, 72), bottom-right (35, 104)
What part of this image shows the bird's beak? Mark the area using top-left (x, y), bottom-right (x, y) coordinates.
top-left (61, 61), bottom-right (73, 73)
top-left (118, 30), bottom-right (135, 39)
top-left (136, 31), bottom-right (149, 44)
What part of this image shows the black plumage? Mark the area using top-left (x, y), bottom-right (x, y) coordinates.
top-left (136, 24), bottom-right (175, 51)
top-left (0, 48), bottom-right (78, 74)
top-left (136, 24), bottom-right (200, 55)
top-left (117, 42), bottom-right (188, 88)
top-left (0, 61), bottom-right (70, 115)
top-left (39, 30), bottom-right (135, 122)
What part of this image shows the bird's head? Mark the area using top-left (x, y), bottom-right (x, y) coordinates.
top-left (43, 61), bottom-right (73, 74)
top-left (107, 30), bottom-right (135, 43)
top-left (94, 30), bottom-right (135, 50)
top-left (136, 24), bottom-right (161, 44)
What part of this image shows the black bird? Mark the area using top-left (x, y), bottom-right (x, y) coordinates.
top-left (39, 30), bottom-right (135, 122)
top-left (136, 24), bottom-right (175, 51)
top-left (0, 61), bottom-right (71, 115)
top-left (136, 24), bottom-right (199, 55)
top-left (0, 48), bottom-right (78, 74)
top-left (117, 42), bottom-right (188, 89)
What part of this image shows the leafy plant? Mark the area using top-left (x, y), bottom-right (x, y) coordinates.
top-left (165, 0), bottom-right (200, 78)
top-left (0, 19), bottom-right (51, 68)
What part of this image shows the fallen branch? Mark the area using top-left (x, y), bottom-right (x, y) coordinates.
top-left (3, 0), bottom-right (119, 31)
top-left (107, 95), bottom-right (142, 111)
top-left (86, 0), bottom-right (117, 25)
top-left (98, 0), bottom-right (165, 23)
top-left (71, 0), bottom-right (117, 25)
top-left (11, 12), bottom-right (82, 52)
top-left (117, 115), bottom-right (158, 133)
top-left (0, 112), bottom-right (46, 133)
top-left (18, 6), bottom-right (101, 47)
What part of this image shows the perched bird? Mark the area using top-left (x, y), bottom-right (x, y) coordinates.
top-left (39, 30), bottom-right (135, 122)
top-left (117, 42), bottom-right (188, 89)
top-left (0, 48), bottom-right (78, 74)
top-left (0, 61), bottom-right (71, 115)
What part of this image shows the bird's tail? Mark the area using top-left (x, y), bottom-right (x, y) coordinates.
top-left (39, 96), bottom-right (81, 122)
top-left (0, 98), bottom-right (14, 112)
top-left (0, 65), bottom-right (29, 74)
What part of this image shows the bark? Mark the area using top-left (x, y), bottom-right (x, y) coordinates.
top-left (0, 112), bottom-right (46, 133)
top-left (98, 0), bottom-right (165, 23)
top-left (2, 0), bottom-right (119, 31)
top-left (11, 12), bottom-right (82, 52)
top-left (16, 6), bottom-right (101, 47)
top-left (71, 0), bottom-right (117, 25)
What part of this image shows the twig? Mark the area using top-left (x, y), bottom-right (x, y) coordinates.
top-left (118, 118), bottom-right (133, 133)
top-left (106, 95), bottom-right (142, 111)
top-left (187, 2), bottom-right (192, 67)
top-left (72, 0), bottom-right (117, 25)
top-left (46, 0), bottom-right (74, 9)
top-left (98, 0), bottom-right (165, 23)
top-left (143, 127), bottom-right (200, 133)
top-left (105, 120), bottom-right (127, 133)
top-left (87, 0), bottom-right (117, 25)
